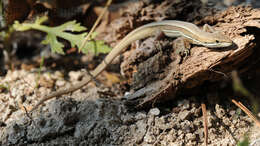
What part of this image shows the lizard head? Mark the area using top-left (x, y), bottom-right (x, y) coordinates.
top-left (201, 31), bottom-right (233, 48)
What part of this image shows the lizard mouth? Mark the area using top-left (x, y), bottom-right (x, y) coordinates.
top-left (202, 42), bottom-right (233, 48)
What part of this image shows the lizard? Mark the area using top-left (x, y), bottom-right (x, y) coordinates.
top-left (30, 20), bottom-right (233, 112)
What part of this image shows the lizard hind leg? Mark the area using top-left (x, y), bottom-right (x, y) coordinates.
top-left (137, 29), bottom-right (166, 52)
top-left (132, 29), bottom-right (165, 52)
top-left (154, 29), bottom-right (167, 41)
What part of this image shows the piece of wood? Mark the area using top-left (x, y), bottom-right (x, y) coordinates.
top-left (124, 6), bottom-right (259, 108)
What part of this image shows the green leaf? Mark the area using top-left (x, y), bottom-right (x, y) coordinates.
top-left (13, 21), bottom-right (32, 31)
top-left (56, 20), bottom-right (87, 32)
top-left (12, 16), bottom-right (111, 55)
top-left (35, 16), bottom-right (48, 25)
top-left (42, 33), bottom-right (65, 54)
top-left (82, 40), bottom-right (112, 55)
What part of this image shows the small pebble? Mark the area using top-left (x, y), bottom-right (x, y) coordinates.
top-left (53, 71), bottom-right (64, 79)
top-left (143, 133), bottom-right (156, 143)
top-left (69, 71), bottom-right (83, 81)
top-left (56, 80), bottom-right (66, 87)
top-left (215, 104), bottom-right (225, 118)
top-left (178, 110), bottom-right (191, 121)
top-left (135, 112), bottom-right (147, 120)
top-left (229, 110), bottom-right (236, 116)
top-left (186, 133), bottom-right (196, 141)
top-left (148, 108), bottom-right (160, 116)
top-left (177, 99), bottom-right (190, 110)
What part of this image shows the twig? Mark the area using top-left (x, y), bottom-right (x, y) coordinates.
top-left (208, 68), bottom-right (228, 79)
top-left (201, 103), bottom-right (208, 146)
top-left (79, 0), bottom-right (113, 52)
top-left (231, 99), bottom-right (260, 129)
top-left (23, 105), bottom-right (42, 133)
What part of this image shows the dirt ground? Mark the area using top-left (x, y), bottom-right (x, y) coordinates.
top-left (1, 0), bottom-right (260, 146)
top-left (0, 70), bottom-right (259, 145)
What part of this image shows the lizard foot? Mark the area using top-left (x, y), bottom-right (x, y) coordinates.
top-left (173, 37), bottom-right (191, 63)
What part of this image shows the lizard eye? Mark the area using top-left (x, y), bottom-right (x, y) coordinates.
top-left (216, 40), bottom-right (219, 43)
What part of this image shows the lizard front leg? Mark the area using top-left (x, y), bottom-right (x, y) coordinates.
top-left (173, 37), bottom-right (191, 63)
top-left (202, 24), bottom-right (216, 33)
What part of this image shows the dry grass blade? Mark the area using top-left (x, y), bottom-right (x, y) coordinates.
top-left (79, 0), bottom-right (113, 52)
top-left (231, 99), bottom-right (260, 128)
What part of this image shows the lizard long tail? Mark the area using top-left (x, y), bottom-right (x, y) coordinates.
top-left (30, 25), bottom-right (158, 112)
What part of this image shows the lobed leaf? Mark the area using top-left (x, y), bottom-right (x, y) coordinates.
top-left (12, 16), bottom-right (111, 55)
